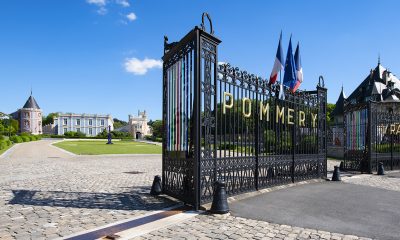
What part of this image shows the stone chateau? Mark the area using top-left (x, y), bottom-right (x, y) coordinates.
top-left (129, 110), bottom-right (151, 139)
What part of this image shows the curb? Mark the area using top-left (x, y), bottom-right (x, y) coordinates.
top-left (0, 143), bottom-right (19, 159)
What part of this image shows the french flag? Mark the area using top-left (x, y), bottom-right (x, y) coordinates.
top-left (269, 32), bottom-right (284, 85)
top-left (291, 42), bottom-right (303, 92)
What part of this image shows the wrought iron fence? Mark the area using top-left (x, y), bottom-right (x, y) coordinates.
top-left (344, 101), bottom-right (400, 172)
top-left (162, 14), bottom-right (327, 209)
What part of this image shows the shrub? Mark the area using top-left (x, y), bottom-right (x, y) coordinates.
top-left (20, 132), bottom-right (30, 137)
top-left (29, 135), bottom-right (36, 141)
top-left (36, 135), bottom-right (42, 140)
top-left (218, 143), bottom-right (235, 150)
top-left (21, 136), bottom-right (30, 142)
top-left (155, 137), bottom-right (162, 142)
top-left (0, 135), bottom-right (4, 141)
top-left (0, 141), bottom-right (5, 150)
top-left (144, 135), bottom-right (153, 141)
top-left (6, 139), bottom-right (12, 146)
top-left (10, 136), bottom-right (23, 143)
top-left (64, 131), bottom-right (86, 138)
top-left (299, 135), bottom-right (317, 153)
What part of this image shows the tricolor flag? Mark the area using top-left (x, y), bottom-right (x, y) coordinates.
top-left (291, 42), bottom-right (303, 92)
top-left (268, 32), bottom-right (284, 85)
top-left (283, 36), bottom-right (297, 89)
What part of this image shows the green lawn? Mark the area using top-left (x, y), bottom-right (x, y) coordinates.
top-left (53, 140), bottom-right (161, 155)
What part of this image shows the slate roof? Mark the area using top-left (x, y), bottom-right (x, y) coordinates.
top-left (23, 95), bottom-right (40, 109)
top-left (346, 63), bottom-right (400, 104)
top-left (332, 87), bottom-right (346, 116)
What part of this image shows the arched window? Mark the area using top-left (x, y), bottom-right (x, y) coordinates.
top-left (24, 120), bottom-right (30, 127)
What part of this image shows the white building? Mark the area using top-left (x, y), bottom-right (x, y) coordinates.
top-left (129, 110), bottom-right (151, 139)
top-left (54, 113), bottom-right (113, 136)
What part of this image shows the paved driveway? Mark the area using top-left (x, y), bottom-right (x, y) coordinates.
top-left (0, 140), bottom-right (175, 239)
top-left (230, 180), bottom-right (400, 240)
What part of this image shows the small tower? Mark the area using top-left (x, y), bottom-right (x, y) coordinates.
top-left (331, 85), bottom-right (346, 124)
top-left (19, 92), bottom-right (43, 135)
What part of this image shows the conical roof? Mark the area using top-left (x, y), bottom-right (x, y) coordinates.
top-left (23, 95), bottom-right (40, 109)
top-left (332, 87), bottom-right (346, 116)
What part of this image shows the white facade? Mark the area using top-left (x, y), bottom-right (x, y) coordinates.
top-left (129, 110), bottom-right (151, 139)
top-left (54, 113), bottom-right (113, 136)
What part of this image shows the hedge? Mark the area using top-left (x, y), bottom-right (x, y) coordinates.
top-left (10, 136), bottom-right (23, 143)
top-left (21, 136), bottom-right (30, 142)
top-left (0, 141), bottom-right (6, 150)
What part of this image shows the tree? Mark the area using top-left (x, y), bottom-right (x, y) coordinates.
top-left (10, 119), bottom-right (18, 134)
top-left (326, 103), bottom-right (336, 126)
top-left (42, 113), bottom-right (58, 126)
top-left (113, 118), bottom-right (128, 129)
top-left (151, 120), bottom-right (163, 138)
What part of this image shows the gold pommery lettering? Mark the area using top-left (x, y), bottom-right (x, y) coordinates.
top-left (259, 102), bottom-right (269, 121)
top-left (397, 124), bottom-right (400, 134)
top-left (276, 106), bottom-right (285, 124)
top-left (287, 108), bottom-right (294, 125)
top-left (223, 92), bottom-right (233, 114)
top-left (311, 113), bottom-right (318, 128)
top-left (242, 98), bottom-right (251, 118)
top-left (222, 91), bottom-right (319, 128)
top-left (390, 124), bottom-right (396, 134)
top-left (299, 111), bottom-right (305, 127)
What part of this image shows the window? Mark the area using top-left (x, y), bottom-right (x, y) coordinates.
top-left (25, 112), bottom-right (30, 118)
top-left (77, 119), bottom-right (81, 125)
top-left (89, 128), bottom-right (93, 135)
top-left (64, 118), bottom-right (68, 125)
top-left (101, 119), bottom-right (105, 126)
top-left (89, 119), bottom-right (93, 126)
top-left (24, 120), bottom-right (30, 127)
top-left (64, 128), bottom-right (68, 133)
top-left (77, 128), bottom-right (81, 132)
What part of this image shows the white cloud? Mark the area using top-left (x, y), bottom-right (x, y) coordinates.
top-left (126, 12), bottom-right (137, 21)
top-left (97, 6), bottom-right (108, 15)
top-left (125, 58), bottom-right (162, 75)
top-left (86, 0), bottom-right (106, 6)
top-left (116, 0), bottom-right (130, 7)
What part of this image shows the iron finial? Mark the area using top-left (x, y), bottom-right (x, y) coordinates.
top-left (164, 35), bottom-right (168, 47)
top-left (318, 75), bottom-right (325, 88)
top-left (201, 12), bottom-right (214, 35)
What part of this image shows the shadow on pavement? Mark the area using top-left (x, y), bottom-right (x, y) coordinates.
top-left (8, 187), bottom-right (177, 211)
top-left (231, 181), bottom-right (400, 240)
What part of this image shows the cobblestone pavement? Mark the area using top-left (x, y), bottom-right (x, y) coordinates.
top-left (342, 171), bottom-right (400, 192)
top-left (1, 142), bottom-right (398, 240)
top-left (138, 213), bottom-right (374, 240)
top-left (0, 140), bottom-right (176, 240)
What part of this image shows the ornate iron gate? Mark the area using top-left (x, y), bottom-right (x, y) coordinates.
top-left (162, 14), bottom-right (327, 209)
top-left (344, 101), bottom-right (400, 172)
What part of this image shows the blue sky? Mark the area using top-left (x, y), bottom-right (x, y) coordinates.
top-left (1, 0), bottom-right (400, 121)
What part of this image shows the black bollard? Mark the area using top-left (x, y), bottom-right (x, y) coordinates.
top-left (377, 162), bottom-right (385, 175)
top-left (332, 166), bottom-right (341, 181)
top-left (150, 175), bottom-right (162, 195)
top-left (339, 161), bottom-right (344, 171)
top-left (210, 180), bottom-right (229, 214)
